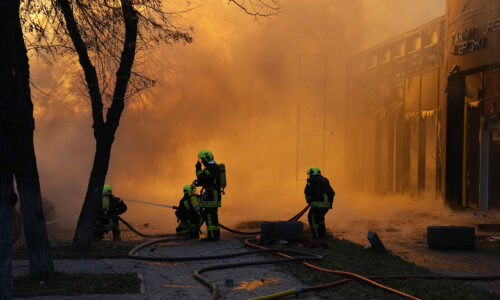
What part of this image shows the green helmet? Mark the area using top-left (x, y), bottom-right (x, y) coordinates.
top-left (198, 150), bottom-right (214, 162)
top-left (307, 167), bottom-right (321, 176)
top-left (103, 184), bottom-right (112, 195)
top-left (183, 184), bottom-right (195, 193)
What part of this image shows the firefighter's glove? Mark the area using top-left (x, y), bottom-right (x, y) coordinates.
top-left (194, 206), bottom-right (201, 217)
top-left (195, 161), bottom-right (202, 171)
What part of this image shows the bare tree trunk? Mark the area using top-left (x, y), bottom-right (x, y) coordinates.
top-left (0, 0), bottom-right (54, 277)
top-left (0, 2), bottom-right (17, 297)
top-left (0, 173), bottom-right (16, 300)
top-left (56, 0), bottom-right (106, 249)
top-left (74, 137), bottom-right (114, 248)
top-left (0, 100), bottom-right (15, 299)
top-left (56, 0), bottom-right (139, 248)
top-left (12, 3), bottom-right (54, 275)
top-left (9, 99), bottom-right (54, 275)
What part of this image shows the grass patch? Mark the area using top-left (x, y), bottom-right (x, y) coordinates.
top-left (13, 241), bottom-right (140, 260)
top-left (14, 272), bottom-right (140, 297)
top-left (272, 238), bottom-right (500, 299)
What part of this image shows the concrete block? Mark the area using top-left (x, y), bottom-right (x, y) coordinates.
top-left (261, 221), bottom-right (303, 241)
top-left (427, 226), bottom-right (475, 250)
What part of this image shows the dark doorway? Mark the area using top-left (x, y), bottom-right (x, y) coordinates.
top-left (465, 103), bottom-right (480, 208)
top-left (445, 74), bottom-right (465, 206)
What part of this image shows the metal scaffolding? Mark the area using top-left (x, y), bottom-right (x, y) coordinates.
top-left (296, 55), bottom-right (327, 184)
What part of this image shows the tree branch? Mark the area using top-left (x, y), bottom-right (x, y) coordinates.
top-left (228, 0), bottom-right (281, 18)
top-left (56, 0), bottom-right (105, 132)
top-left (105, 0), bottom-right (138, 130)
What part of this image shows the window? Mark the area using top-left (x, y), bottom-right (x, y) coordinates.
top-left (421, 70), bottom-right (439, 110)
top-left (423, 27), bottom-right (438, 47)
top-left (367, 54), bottom-right (377, 69)
top-left (378, 48), bottom-right (390, 64)
top-left (465, 72), bottom-right (483, 100)
top-left (484, 68), bottom-right (500, 100)
top-left (391, 41), bottom-right (405, 59)
top-left (405, 75), bottom-right (420, 113)
top-left (484, 68), bottom-right (500, 116)
top-left (407, 33), bottom-right (421, 53)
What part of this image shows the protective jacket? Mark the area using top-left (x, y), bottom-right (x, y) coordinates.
top-left (175, 193), bottom-right (201, 220)
top-left (96, 194), bottom-right (127, 230)
top-left (196, 163), bottom-right (221, 207)
top-left (175, 192), bottom-right (201, 236)
top-left (304, 175), bottom-right (335, 208)
top-left (196, 161), bottom-right (221, 240)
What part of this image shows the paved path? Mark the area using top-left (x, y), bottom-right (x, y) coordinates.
top-left (14, 238), bottom-right (319, 300)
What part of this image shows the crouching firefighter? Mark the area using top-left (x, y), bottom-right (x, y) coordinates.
top-left (94, 184), bottom-right (127, 241)
top-left (194, 150), bottom-right (226, 242)
top-left (304, 167), bottom-right (335, 239)
top-left (175, 184), bottom-right (202, 237)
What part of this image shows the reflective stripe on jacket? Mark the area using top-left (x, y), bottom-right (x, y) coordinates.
top-left (311, 193), bottom-right (332, 208)
top-left (199, 190), bottom-right (221, 207)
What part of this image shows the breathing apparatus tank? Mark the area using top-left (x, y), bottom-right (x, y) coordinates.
top-left (218, 163), bottom-right (226, 194)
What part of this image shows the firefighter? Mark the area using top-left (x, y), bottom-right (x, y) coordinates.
top-left (175, 184), bottom-right (202, 237)
top-left (304, 167), bottom-right (335, 239)
top-left (93, 184), bottom-right (127, 241)
top-left (194, 150), bottom-right (221, 241)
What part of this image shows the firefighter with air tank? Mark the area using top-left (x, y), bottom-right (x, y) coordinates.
top-left (304, 167), bottom-right (335, 239)
top-left (175, 184), bottom-right (202, 238)
top-left (194, 150), bottom-right (226, 242)
top-left (94, 184), bottom-right (127, 241)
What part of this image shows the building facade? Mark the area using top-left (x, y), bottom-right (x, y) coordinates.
top-left (346, 17), bottom-right (446, 197)
top-left (345, 0), bottom-right (500, 209)
top-left (445, 0), bottom-right (500, 209)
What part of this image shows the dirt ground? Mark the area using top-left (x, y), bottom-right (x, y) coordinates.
top-left (329, 206), bottom-right (500, 295)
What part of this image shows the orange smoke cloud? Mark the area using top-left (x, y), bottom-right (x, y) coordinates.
top-left (30, 0), bottom-right (445, 237)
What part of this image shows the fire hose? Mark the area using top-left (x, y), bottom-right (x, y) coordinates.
top-left (118, 216), bottom-right (178, 238)
top-left (251, 274), bottom-right (500, 300)
top-left (43, 199), bottom-right (500, 299)
top-left (121, 204), bottom-right (423, 299)
top-left (218, 204), bottom-right (311, 235)
top-left (120, 203), bottom-right (500, 300)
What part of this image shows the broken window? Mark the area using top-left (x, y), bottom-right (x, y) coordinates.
top-left (465, 72), bottom-right (483, 100)
top-left (405, 75), bottom-right (420, 113)
top-left (421, 70), bottom-right (439, 110)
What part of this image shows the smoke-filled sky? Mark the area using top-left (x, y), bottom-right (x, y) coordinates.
top-left (29, 0), bottom-right (446, 235)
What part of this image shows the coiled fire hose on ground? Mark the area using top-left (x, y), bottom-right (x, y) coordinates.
top-left (43, 201), bottom-right (500, 300)
top-left (250, 273), bottom-right (500, 300)
top-left (121, 204), bottom-right (424, 300)
top-left (244, 237), bottom-right (420, 300)
top-left (114, 203), bottom-right (500, 300)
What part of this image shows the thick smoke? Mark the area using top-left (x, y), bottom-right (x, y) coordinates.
top-left (29, 0), bottom-right (446, 238)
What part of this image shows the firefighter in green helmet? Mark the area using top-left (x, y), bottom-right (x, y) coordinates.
top-left (194, 150), bottom-right (222, 242)
top-left (175, 184), bottom-right (202, 238)
top-left (93, 184), bottom-right (127, 241)
top-left (304, 167), bottom-right (335, 239)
